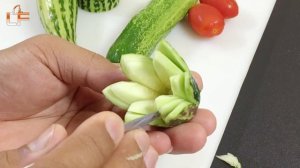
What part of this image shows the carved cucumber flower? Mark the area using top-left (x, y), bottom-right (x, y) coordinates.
top-left (103, 40), bottom-right (200, 127)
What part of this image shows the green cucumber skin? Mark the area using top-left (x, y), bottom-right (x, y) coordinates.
top-left (78, 0), bottom-right (119, 13)
top-left (37, 0), bottom-right (78, 43)
top-left (107, 0), bottom-right (198, 63)
top-left (191, 77), bottom-right (200, 104)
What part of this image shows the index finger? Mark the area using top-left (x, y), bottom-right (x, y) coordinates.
top-left (27, 35), bottom-right (126, 92)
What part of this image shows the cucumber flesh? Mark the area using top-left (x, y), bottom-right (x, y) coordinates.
top-left (158, 98), bottom-right (184, 118)
top-left (104, 39), bottom-right (201, 127)
top-left (127, 100), bottom-right (156, 116)
top-left (121, 54), bottom-right (167, 93)
top-left (164, 101), bottom-right (192, 124)
top-left (170, 74), bottom-right (187, 99)
top-left (103, 81), bottom-right (160, 109)
top-left (125, 100), bottom-right (156, 122)
top-left (157, 40), bottom-right (189, 72)
top-left (153, 51), bottom-right (183, 88)
top-left (125, 100), bottom-right (166, 126)
top-left (155, 95), bottom-right (178, 109)
top-left (102, 87), bottom-right (129, 109)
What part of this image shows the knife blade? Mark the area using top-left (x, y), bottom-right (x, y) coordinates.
top-left (124, 112), bottom-right (160, 132)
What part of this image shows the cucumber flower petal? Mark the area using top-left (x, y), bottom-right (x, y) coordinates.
top-left (170, 73), bottom-right (186, 100)
top-left (125, 100), bottom-right (166, 127)
top-left (153, 51), bottom-right (183, 88)
top-left (121, 54), bottom-right (168, 93)
top-left (155, 95), bottom-right (178, 110)
top-left (156, 40), bottom-right (200, 104)
top-left (103, 39), bottom-right (201, 127)
top-left (155, 95), bottom-right (196, 126)
top-left (102, 86), bottom-right (129, 109)
top-left (164, 100), bottom-right (193, 125)
top-left (156, 96), bottom-right (184, 118)
top-left (171, 72), bottom-right (199, 105)
top-left (157, 40), bottom-right (189, 72)
top-left (125, 100), bottom-right (156, 122)
top-left (103, 81), bottom-right (160, 109)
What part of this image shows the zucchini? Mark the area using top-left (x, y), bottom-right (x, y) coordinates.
top-left (106, 0), bottom-right (198, 63)
top-left (37, 0), bottom-right (78, 43)
top-left (78, 0), bottom-right (119, 13)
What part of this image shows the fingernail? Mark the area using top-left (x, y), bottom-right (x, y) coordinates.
top-left (166, 147), bottom-right (173, 154)
top-left (134, 130), bottom-right (149, 154)
top-left (105, 118), bottom-right (123, 144)
top-left (144, 146), bottom-right (158, 168)
top-left (27, 125), bottom-right (55, 152)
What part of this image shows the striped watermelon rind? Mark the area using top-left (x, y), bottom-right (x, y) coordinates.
top-left (37, 0), bottom-right (78, 43)
top-left (78, 0), bottom-right (120, 13)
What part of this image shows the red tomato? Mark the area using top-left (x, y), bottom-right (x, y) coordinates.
top-left (188, 4), bottom-right (225, 37)
top-left (200, 0), bottom-right (239, 19)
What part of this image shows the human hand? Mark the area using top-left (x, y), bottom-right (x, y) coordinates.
top-left (1, 112), bottom-right (158, 168)
top-left (0, 35), bottom-right (126, 151)
top-left (0, 35), bottom-right (216, 165)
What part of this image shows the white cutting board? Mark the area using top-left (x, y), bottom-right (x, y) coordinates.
top-left (0, 0), bottom-right (276, 167)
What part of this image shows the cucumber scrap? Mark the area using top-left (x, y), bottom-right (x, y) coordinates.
top-left (216, 153), bottom-right (242, 168)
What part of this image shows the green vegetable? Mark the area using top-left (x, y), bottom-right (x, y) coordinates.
top-left (37, 0), bottom-right (78, 43)
top-left (78, 0), bottom-right (119, 13)
top-left (216, 153), bottom-right (242, 168)
top-left (103, 40), bottom-right (200, 127)
top-left (106, 0), bottom-right (198, 63)
top-left (103, 81), bottom-right (160, 109)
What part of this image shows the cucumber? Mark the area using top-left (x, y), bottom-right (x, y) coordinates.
top-left (78, 0), bottom-right (119, 13)
top-left (104, 40), bottom-right (201, 127)
top-left (37, 0), bottom-right (78, 43)
top-left (106, 0), bottom-right (198, 63)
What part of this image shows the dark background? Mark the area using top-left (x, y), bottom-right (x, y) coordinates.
top-left (211, 0), bottom-right (300, 167)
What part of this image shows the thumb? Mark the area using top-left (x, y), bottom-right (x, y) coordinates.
top-left (32, 112), bottom-right (157, 168)
top-left (33, 112), bottom-right (125, 168)
top-left (24, 35), bottom-right (126, 92)
top-left (0, 124), bottom-right (67, 168)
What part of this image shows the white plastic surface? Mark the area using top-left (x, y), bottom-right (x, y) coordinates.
top-left (0, 0), bottom-right (276, 167)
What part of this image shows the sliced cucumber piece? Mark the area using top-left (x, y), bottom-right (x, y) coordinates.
top-left (107, 82), bottom-right (159, 107)
top-left (121, 54), bottom-right (167, 93)
top-left (157, 98), bottom-right (184, 118)
top-left (127, 100), bottom-right (156, 116)
top-left (125, 100), bottom-right (166, 126)
top-left (102, 86), bottom-right (129, 109)
top-left (157, 40), bottom-right (189, 72)
top-left (164, 100), bottom-right (192, 124)
top-left (170, 73), bottom-right (187, 100)
top-left (153, 51), bottom-right (183, 88)
top-left (155, 95), bottom-right (178, 109)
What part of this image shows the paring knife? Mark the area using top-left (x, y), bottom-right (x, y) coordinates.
top-left (124, 112), bottom-right (160, 132)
